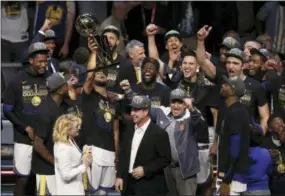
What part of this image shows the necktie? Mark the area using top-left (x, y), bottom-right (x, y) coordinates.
top-left (135, 67), bottom-right (141, 84)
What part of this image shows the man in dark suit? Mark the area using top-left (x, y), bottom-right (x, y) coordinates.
top-left (115, 95), bottom-right (171, 195)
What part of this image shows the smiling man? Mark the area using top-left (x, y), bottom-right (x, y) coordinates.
top-left (101, 25), bottom-right (133, 93)
top-left (22, 19), bottom-right (60, 76)
top-left (80, 37), bottom-right (121, 195)
top-left (197, 25), bottom-right (270, 136)
top-left (125, 40), bottom-right (146, 84)
top-left (245, 48), bottom-right (272, 82)
top-left (121, 83), bottom-right (207, 196)
top-left (115, 95), bottom-right (171, 195)
top-left (3, 42), bottom-right (49, 196)
top-left (128, 57), bottom-right (171, 108)
top-left (243, 41), bottom-right (262, 62)
top-left (172, 50), bottom-right (217, 195)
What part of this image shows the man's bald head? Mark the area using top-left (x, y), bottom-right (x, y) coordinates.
top-left (256, 34), bottom-right (273, 51)
top-left (243, 41), bottom-right (262, 61)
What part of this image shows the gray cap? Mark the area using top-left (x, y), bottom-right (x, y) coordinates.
top-left (102, 25), bottom-right (120, 38)
top-left (170, 89), bottom-right (187, 101)
top-left (225, 48), bottom-right (245, 62)
top-left (44, 29), bottom-right (56, 40)
top-left (46, 72), bottom-right (67, 92)
top-left (250, 48), bottom-right (273, 60)
top-left (129, 95), bottom-right (151, 109)
top-left (220, 37), bottom-right (241, 49)
top-left (28, 42), bottom-right (49, 56)
top-left (165, 30), bottom-right (181, 42)
top-left (222, 76), bottom-right (246, 97)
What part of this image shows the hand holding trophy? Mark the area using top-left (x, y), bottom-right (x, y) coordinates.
top-left (75, 13), bottom-right (119, 72)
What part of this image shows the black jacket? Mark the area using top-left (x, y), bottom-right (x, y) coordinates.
top-left (117, 121), bottom-right (171, 195)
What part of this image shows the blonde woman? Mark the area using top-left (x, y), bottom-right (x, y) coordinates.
top-left (53, 114), bottom-right (92, 195)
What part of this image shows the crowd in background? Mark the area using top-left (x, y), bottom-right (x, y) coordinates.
top-left (1, 1), bottom-right (285, 196)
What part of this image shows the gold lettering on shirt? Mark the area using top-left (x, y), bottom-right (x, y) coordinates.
top-left (269, 149), bottom-right (285, 173)
top-left (45, 5), bottom-right (63, 25)
top-left (240, 90), bottom-right (252, 106)
top-left (107, 69), bottom-right (118, 87)
top-left (151, 97), bottom-right (161, 108)
top-left (278, 85), bottom-right (285, 109)
top-left (99, 100), bottom-right (116, 123)
top-left (22, 84), bottom-right (48, 107)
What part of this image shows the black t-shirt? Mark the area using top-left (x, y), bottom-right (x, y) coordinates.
top-left (81, 90), bottom-right (119, 151)
top-left (218, 102), bottom-right (251, 176)
top-left (161, 53), bottom-right (183, 89)
top-left (132, 82), bottom-right (171, 108)
top-left (274, 72), bottom-right (285, 118)
top-left (3, 68), bottom-right (48, 145)
top-left (240, 76), bottom-right (267, 121)
top-left (32, 95), bottom-right (79, 175)
top-left (176, 75), bottom-right (216, 143)
top-left (261, 133), bottom-right (285, 177)
top-left (117, 58), bottom-right (137, 87)
top-left (99, 54), bottom-right (131, 93)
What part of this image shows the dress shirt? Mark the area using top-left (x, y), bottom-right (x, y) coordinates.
top-left (129, 119), bottom-right (151, 173)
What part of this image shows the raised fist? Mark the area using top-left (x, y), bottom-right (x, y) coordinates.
top-left (145, 24), bottom-right (159, 36)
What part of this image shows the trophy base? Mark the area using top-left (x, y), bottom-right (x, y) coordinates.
top-left (87, 61), bottom-right (120, 73)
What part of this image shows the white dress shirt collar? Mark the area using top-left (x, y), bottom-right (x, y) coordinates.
top-left (135, 118), bottom-right (151, 132)
top-left (129, 118), bottom-right (151, 173)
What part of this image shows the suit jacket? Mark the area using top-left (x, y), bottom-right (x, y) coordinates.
top-left (117, 121), bottom-right (171, 195)
top-left (54, 141), bottom-right (86, 195)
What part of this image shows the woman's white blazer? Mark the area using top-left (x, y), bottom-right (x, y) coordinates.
top-left (54, 141), bottom-right (86, 195)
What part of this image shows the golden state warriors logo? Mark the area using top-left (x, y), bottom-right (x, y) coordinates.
top-left (99, 100), bottom-right (115, 123)
top-left (45, 5), bottom-right (63, 25)
top-left (179, 123), bottom-right (185, 131)
top-left (104, 112), bottom-right (112, 123)
top-left (4, 2), bottom-right (21, 19)
top-left (31, 96), bottom-right (42, 107)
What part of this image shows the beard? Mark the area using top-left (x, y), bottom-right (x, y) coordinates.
top-left (142, 75), bottom-right (156, 85)
top-left (94, 80), bottom-right (107, 87)
top-left (110, 44), bottom-right (117, 55)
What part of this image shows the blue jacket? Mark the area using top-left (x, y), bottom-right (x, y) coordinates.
top-left (150, 106), bottom-right (205, 179)
top-left (247, 146), bottom-right (272, 191)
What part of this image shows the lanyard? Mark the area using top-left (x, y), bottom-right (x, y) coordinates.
top-left (141, 3), bottom-right (156, 28)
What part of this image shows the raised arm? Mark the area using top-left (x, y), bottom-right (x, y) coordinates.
top-left (83, 37), bottom-right (98, 94)
top-left (196, 25), bottom-right (217, 80)
top-left (146, 24), bottom-right (165, 79)
top-left (59, 1), bottom-right (76, 58)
